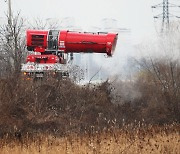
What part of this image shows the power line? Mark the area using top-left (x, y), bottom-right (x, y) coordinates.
top-left (152, 0), bottom-right (180, 32)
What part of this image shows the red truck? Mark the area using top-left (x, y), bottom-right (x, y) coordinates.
top-left (21, 30), bottom-right (118, 79)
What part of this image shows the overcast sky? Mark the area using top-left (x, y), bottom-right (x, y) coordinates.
top-left (1, 0), bottom-right (180, 41)
top-left (0, 0), bottom-right (158, 38)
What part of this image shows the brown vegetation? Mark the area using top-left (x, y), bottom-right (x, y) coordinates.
top-left (0, 59), bottom-right (179, 138)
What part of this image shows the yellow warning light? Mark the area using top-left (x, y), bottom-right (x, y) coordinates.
top-left (27, 77), bottom-right (31, 80)
top-left (23, 72), bottom-right (27, 75)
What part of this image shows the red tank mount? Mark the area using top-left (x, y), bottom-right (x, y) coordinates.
top-left (26, 30), bottom-right (118, 56)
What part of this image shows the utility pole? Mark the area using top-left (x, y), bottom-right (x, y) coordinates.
top-left (152, 0), bottom-right (180, 32)
top-left (5, 0), bottom-right (12, 25)
top-left (8, 0), bottom-right (12, 25)
top-left (4, 0), bottom-right (13, 43)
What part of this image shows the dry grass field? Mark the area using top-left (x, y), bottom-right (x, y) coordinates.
top-left (0, 124), bottom-right (179, 154)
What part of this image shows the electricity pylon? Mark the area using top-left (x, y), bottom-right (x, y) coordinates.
top-left (152, 0), bottom-right (180, 32)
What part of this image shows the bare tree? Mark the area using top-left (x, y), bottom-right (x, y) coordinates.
top-left (134, 29), bottom-right (180, 122)
top-left (27, 18), bottom-right (60, 30)
top-left (69, 65), bottom-right (84, 82)
top-left (0, 13), bottom-right (26, 78)
top-left (137, 57), bottom-right (180, 121)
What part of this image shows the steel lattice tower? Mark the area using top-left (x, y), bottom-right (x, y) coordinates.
top-left (152, 0), bottom-right (180, 32)
top-left (162, 0), bottom-right (169, 30)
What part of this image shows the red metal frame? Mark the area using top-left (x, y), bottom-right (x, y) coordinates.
top-left (26, 55), bottom-right (59, 64)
